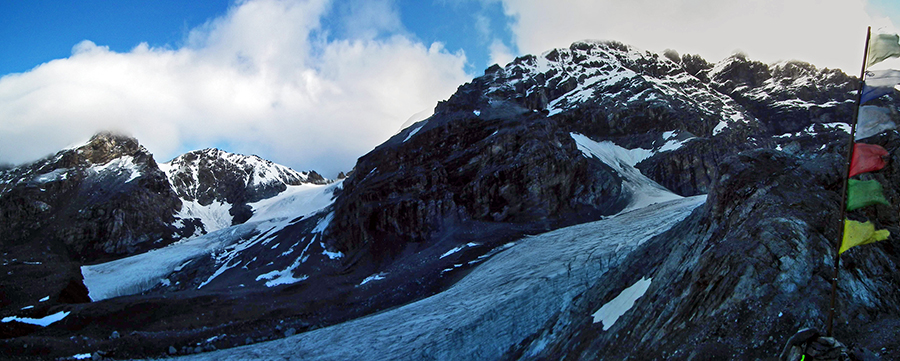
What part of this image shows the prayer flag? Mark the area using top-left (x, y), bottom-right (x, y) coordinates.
top-left (861, 69), bottom-right (900, 104)
top-left (841, 219), bottom-right (890, 254)
top-left (847, 179), bottom-right (890, 211)
top-left (849, 143), bottom-right (889, 177)
top-left (867, 33), bottom-right (900, 68)
top-left (857, 106), bottom-right (898, 139)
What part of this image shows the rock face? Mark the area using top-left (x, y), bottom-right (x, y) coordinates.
top-left (0, 132), bottom-right (182, 262)
top-left (2, 40), bottom-right (900, 360)
top-left (505, 132), bottom-right (900, 359)
top-left (328, 109), bottom-right (627, 266)
top-left (0, 132), bottom-right (181, 326)
top-left (162, 148), bottom-right (327, 228)
top-left (707, 55), bottom-right (857, 135)
top-left (0, 132), bottom-right (331, 352)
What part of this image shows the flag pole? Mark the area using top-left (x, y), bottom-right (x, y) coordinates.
top-left (827, 25), bottom-right (871, 337)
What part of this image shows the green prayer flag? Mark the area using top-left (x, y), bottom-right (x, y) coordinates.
top-left (867, 33), bottom-right (900, 68)
top-left (841, 219), bottom-right (890, 254)
top-left (847, 179), bottom-right (890, 211)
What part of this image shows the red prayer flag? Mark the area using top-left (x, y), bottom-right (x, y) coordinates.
top-left (850, 143), bottom-right (889, 177)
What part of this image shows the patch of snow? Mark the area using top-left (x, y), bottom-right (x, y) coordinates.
top-left (403, 125), bottom-right (424, 143)
top-left (20, 305), bottom-right (33, 310)
top-left (473, 110), bottom-right (481, 116)
top-left (571, 133), bottom-right (681, 212)
top-left (440, 246), bottom-right (465, 259)
top-left (72, 353), bottom-right (92, 360)
top-left (440, 242), bottom-right (479, 259)
top-left (712, 121), bottom-right (729, 135)
top-left (592, 277), bottom-right (652, 330)
top-left (89, 156), bottom-right (141, 183)
top-left (360, 273), bottom-right (388, 286)
top-left (32, 168), bottom-right (69, 184)
top-left (174, 260), bottom-right (193, 272)
top-left (312, 212), bottom-right (335, 234)
top-left (321, 242), bottom-right (343, 259)
top-left (204, 269), bottom-right (239, 291)
top-left (810, 122), bottom-right (850, 133)
top-left (252, 236), bottom-right (321, 288)
top-left (39, 296), bottom-right (49, 302)
top-left (657, 131), bottom-right (694, 153)
top-left (255, 266), bottom-right (308, 288)
top-left (1, 310), bottom-right (70, 327)
top-left (176, 199), bottom-right (234, 235)
top-left (82, 222), bottom-right (261, 300)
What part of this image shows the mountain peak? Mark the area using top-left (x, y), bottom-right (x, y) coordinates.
top-left (78, 131), bottom-right (145, 165)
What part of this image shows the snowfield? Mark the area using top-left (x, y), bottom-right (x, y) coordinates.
top-left (571, 133), bottom-right (683, 212)
top-left (152, 195), bottom-right (705, 361)
top-left (81, 181), bottom-right (342, 301)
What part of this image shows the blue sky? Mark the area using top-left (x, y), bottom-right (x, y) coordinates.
top-left (0, 1), bottom-right (514, 77)
top-left (1, 0), bottom-right (899, 177)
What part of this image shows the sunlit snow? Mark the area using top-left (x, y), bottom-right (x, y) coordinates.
top-left (658, 131), bottom-right (694, 153)
top-left (571, 133), bottom-right (681, 212)
top-left (403, 125), bottom-right (424, 142)
top-left (89, 156), bottom-right (141, 183)
top-left (82, 181), bottom-right (340, 299)
top-left (32, 168), bottom-right (69, 183)
top-left (247, 182), bottom-right (341, 223)
top-left (82, 222), bottom-right (262, 300)
top-left (176, 199), bottom-right (234, 235)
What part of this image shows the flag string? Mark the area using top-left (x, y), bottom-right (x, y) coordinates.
top-left (826, 26), bottom-right (871, 338)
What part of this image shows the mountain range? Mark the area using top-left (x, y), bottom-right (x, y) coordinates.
top-left (1, 40), bottom-right (899, 360)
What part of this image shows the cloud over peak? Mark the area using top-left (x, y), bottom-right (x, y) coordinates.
top-left (0, 0), bottom-right (470, 177)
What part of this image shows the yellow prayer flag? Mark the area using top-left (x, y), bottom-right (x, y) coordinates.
top-left (841, 219), bottom-right (891, 254)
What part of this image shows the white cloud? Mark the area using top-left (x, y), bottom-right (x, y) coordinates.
top-left (499, 0), bottom-right (896, 73)
top-left (488, 39), bottom-right (514, 67)
top-left (0, 0), bottom-right (470, 178)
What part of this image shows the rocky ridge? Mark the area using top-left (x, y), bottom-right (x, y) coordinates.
top-left (1, 40), bottom-right (899, 360)
top-left (160, 148), bottom-right (327, 233)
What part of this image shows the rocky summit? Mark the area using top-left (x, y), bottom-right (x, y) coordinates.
top-left (1, 40), bottom-right (899, 360)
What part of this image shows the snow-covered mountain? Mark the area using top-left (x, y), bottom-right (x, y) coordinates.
top-left (0, 133), bottom-right (334, 344)
top-left (160, 148), bottom-right (328, 235)
top-left (3, 40), bottom-right (900, 360)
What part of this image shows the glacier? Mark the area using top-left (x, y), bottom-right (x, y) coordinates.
top-left (150, 195), bottom-right (705, 361)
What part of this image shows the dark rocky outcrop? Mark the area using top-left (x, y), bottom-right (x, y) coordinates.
top-left (165, 148), bottom-right (326, 206)
top-left (706, 55), bottom-right (858, 135)
top-left (0, 132), bottom-right (182, 262)
top-left (326, 108), bottom-right (627, 265)
top-left (506, 133), bottom-right (900, 360)
top-left (163, 148), bottom-right (327, 228)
